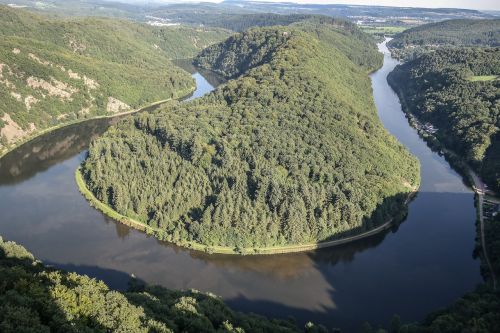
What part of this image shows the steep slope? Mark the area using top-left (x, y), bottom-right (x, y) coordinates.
top-left (388, 19), bottom-right (500, 59)
top-left (81, 25), bottom-right (419, 253)
top-left (195, 17), bottom-right (383, 76)
top-left (388, 47), bottom-right (500, 192)
top-left (0, 5), bottom-right (229, 155)
top-left (0, 236), bottom-right (324, 333)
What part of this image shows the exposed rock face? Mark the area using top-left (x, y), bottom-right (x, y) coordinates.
top-left (26, 77), bottom-right (77, 100)
top-left (0, 113), bottom-right (36, 143)
top-left (0, 63), bottom-right (15, 89)
top-left (24, 96), bottom-right (39, 110)
top-left (29, 53), bottom-right (51, 66)
top-left (68, 69), bottom-right (81, 79)
top-left (83, 75), bottom-right (99, 90)
top-left (106, 97), bottom-right (131, 114)
top-left (10, 92), bottom-right (21, 101)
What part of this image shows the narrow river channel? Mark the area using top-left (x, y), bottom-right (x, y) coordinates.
top-left (0, 43), bottom-right (483, 332)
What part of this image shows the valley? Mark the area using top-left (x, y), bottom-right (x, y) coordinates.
top-left (0, 2), bottom-right (499, 332)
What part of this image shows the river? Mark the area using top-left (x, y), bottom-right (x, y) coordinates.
top-left (0, 42), bottom-right (483, 332)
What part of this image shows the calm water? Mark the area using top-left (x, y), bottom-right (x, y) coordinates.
top-left (0, 45), bottom-right (482, 332)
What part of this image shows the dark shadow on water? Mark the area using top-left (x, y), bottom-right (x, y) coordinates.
top-left (46, 261), bottom-right (141, 291)
top-left (0, 118), bottom-right (115, 185)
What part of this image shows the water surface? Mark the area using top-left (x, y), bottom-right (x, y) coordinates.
top-left (0, 46), bottom-right (482, 332)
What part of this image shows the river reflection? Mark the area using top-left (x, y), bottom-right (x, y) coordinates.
top-left (0, 47), bottom-right (483, 332)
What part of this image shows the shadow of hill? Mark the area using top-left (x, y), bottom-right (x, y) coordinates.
top-left (45, 261), bottom-right (142, 291)
top-left (223, 191), bottom-right (481, 333)
top-left (0, 118), bottom-right (115, 186)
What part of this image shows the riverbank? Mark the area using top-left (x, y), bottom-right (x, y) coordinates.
top-left (75, 167), bottom-right (416, 255)
top-left (0, 87), bottom-right (195, 161)
top-left (387, 68), bottom-right (499, 290)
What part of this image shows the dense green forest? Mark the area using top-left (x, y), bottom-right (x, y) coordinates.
top-left (151, 11), bottom-right (316, 32)
top-left (0, 5), bottom-right (229, 155)
top-left (388, 47), bottom-right (500, 192)
top-left (388, 19), bottom-right (500, 60)
top-left (0, 236), bottom-right (327, 333)
top-left (81, 23), bottom-right (419, 252)
top-left (196, 17), bottom-right (383, 75)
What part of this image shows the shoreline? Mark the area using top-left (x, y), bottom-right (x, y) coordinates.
top-left (387, 71), bottom-right (498, 196)
top-left (0, 87), bottom-right (195, 160)
top-left (75, 167), bottom-right (416, 255)
top-left (387, 67), bottom-right (499, 289)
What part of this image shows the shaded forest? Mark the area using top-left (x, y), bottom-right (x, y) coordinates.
top-left (82, 23), bottom-right (419, 251)
top-left (388, 47), bottom-right (500, 192)
top-left (0, 236), bottom-right (327, 333)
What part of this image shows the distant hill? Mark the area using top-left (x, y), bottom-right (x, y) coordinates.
top-left (0, 5), bottom-right (229, 155)
top-left (388, 19), bottom-right (500, 59)
top-left (81, 23), bottom-right (419, 253)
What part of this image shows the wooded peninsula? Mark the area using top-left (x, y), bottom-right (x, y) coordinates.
top-left (80, 20), bottom-right (420, 253)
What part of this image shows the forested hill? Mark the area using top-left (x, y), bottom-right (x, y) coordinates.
top-left (81, 24), bottom-right (419, 253)
top-left (0, 5), bottom-right (229, 155)
top-left (0, 236), bottom-right (326, 332)
top-left (196, 17), bottom-right (382, 76)
top-left (149, 12), bottom-right (317, 32)
top-left (388, 48), bottom-right (500, 192)
top-left (388, 19), bottom-right (500, 59)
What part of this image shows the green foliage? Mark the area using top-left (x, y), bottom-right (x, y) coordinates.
top-left (0, 5), bottom-right (229, 152)
top-left (195, 17), bottom-right (382, 77)
top-left (395, 287), bottom-right (500, 333)
top-left (0, 236), bottom-right (313, 333)
top-left (388, 47), bottom-right (500, 192)
top-left (484, 212), bottom-right (500, 282)
top-left (152, 12), bottom-right (319, 32)
top-left (82, 24), bottom-right (419, 250)
top-left (388, 19), bottom-right (500, 60)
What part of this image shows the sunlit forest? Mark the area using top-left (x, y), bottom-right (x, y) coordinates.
top-left (0, 236), bottom-right (328, 333)
top-left (0, 4), bottom-right (229, 153)
top-left (82, 21), bottom-right (419, 251)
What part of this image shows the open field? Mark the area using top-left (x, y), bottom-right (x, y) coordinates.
top-left (467, 75), bottom-right (498, 82)
top-left (361, 25), bottom-right (410, 35)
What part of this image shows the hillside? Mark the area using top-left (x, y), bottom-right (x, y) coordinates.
top-left (0, 236), bottom-right (326, 333)
top-left (388, 47), bottom-right (500, 192)
top-left (195, 17), bottom-right (383, 75)
top-left (388, 19), bottom-right (500, 59)
top-left (81, 24), bottom-right (419, 253)
top-left (0, 5), bottom-right (230, 155)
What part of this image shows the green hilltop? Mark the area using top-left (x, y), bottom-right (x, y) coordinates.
top-left (81, 22), bottom-right (419, 252)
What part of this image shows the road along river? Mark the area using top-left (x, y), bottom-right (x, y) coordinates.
top-left (0, 45), bottom-right (483, 332)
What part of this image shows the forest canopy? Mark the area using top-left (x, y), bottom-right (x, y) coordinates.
top-left (0, 5), bottom-right (229, 154)
top-left (0, 236), bottom-right (327, 333)
top-left (388, 47), bottom-right (500, 191)
top-left (388, 19), bottom-right (500, 60)
top-left (81, 23), bottom-right (419, 252)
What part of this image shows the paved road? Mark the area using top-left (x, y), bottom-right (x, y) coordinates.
top-left (469, 168), bottom-right (497, 290)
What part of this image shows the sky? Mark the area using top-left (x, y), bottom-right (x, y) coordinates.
top-left (129, 0), bottom-right (499, 11)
